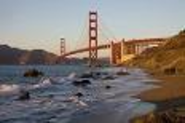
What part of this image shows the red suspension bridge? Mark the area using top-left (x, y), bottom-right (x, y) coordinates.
top-left (60, 11), bottom-right (166, 66)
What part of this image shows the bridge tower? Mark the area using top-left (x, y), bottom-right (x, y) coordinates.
top-left (60, 38), bottom-right (66, 58)
top-left (110, 41), bottom-right (122, 65)
top-left (89, 11), bottom-right (98, 67)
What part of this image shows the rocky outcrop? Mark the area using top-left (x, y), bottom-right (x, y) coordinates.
top-left (131, 108), bottom-right (185, 123)
top-left (128, 30), bottom-right (185, 74)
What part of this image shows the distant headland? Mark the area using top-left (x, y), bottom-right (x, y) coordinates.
top-left (0, 44), bottom-right (58, 65)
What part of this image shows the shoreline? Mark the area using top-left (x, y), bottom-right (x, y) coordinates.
top-left (138, 73), bottom-right (185, 105)
top-left (131, 72), bottom-right (185, 122)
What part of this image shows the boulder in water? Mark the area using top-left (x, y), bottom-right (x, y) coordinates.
top-left (102, 75), bottom-right (115, 80)
top-left (17, 90), bottom-right (30, 100)
top-left (74, 92), bottom-right (84, 97)
top-left (94, 72), bottom-right (101, 76)
top-left (23, 69), bottom-right (44, 77)
top-left (116, 70), bottom-right (130, 76)
top-left (80, 72), bottom-right (94, 78)
top-left (105, 85), bottom-right (111, 89)
top-left (72, 79), bottom-right (91, 87)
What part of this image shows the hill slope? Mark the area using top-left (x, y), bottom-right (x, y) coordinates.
top-left (128, 30), bottom-right (185, 74)
top-left (0, 45), bottom-right (58, 65)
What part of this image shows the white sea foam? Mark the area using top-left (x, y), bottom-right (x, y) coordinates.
top-left (0, 66), bottom-right (159, 123)
top-left (67, 72), bottom-right (77, 80)
top-left (32, 78), bottom-right (52, 89)
top-left (67, 96), bottom-right (88, 107)
top-left (0, 84), bottom-right (20, 95)
top-left (57, 77), bottom-right (66, 83)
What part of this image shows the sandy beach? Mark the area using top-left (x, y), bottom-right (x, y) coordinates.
top-left (138, 74), bottom-right (185, 102)
top-left (131, 74), bottom-right (185, 122)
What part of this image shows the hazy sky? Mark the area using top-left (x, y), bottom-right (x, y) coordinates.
top-left (0, 0), bottom-right (185, 57)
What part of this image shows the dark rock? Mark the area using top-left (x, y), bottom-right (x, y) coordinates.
top-left (17, 90), bottom-right (30, 100)
top-left (95, 71), bottom-right (108, 76)
top-left (81, 79), bottom-right (91, 84)
top-left (102, 76), bottom-right (115, 80)
top-left (23, 69), bottom-right (44, 77)
top-left (116, 71), bottom-right (130, 76)
top-left (94, 72), bottom-right (101, 76)
top-left (131, 108), bottom-right (185, 123)
top-left (74, 92), bottom-right (84, 97)
top-left (80, 72), bottom-right (94, 78)
top-left (105, 85), bottom-right (111, 89)
top-left (72, 80), bottom-right (81, 86)
top-left (72, 79), bottom-right (91, 87)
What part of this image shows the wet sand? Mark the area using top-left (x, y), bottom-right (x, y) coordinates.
top-left (131, 74), bottom-right (185, 122)
top-left (138, 74), bottom-right (185, 103)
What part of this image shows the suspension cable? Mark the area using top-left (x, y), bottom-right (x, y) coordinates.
top-left (99, 14), bottom-right (118, 42)
top-left (75, 15), bottom-right (89, 50)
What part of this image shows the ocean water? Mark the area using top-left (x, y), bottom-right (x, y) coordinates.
top-left (0, 65), bottom-right (159, 123)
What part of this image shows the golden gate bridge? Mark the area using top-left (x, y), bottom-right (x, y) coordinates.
top-left (60, 11), bottom-right (165, 66)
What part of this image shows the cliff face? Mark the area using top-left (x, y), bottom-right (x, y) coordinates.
top-left (128, 30), bottom-right (185, 74)
top-left (0, 45), bottom-right (58, 65)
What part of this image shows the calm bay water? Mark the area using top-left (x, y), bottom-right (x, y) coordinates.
top-left (0, 65), bottom-right (158, 123)
top-left (0, 65), bottom-right (88, 84)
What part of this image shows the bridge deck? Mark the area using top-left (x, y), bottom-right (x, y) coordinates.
top-left (62, 38), bottom-right (165, 57)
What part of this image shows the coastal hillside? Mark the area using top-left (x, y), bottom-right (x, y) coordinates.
top-left (128, 30), bottom-right (185, 74)
top-left (0, 45), bottom-right (58, 65)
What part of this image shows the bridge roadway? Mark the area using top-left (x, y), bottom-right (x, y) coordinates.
top-left (62, 38), bottom-right (165, 57)
top-left (62, 44), bottom-right (110, 57)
